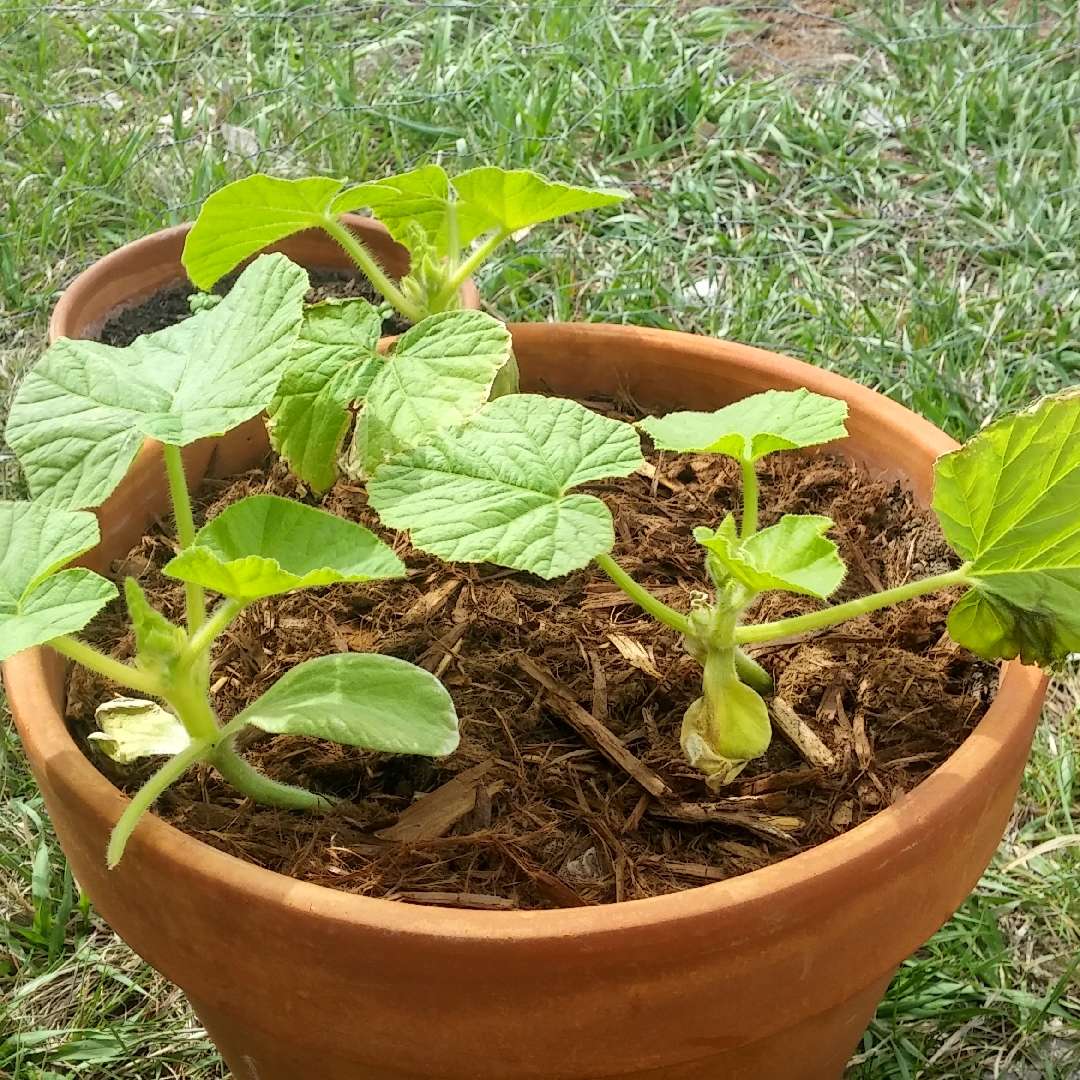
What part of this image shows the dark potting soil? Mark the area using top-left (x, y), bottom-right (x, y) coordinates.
top-left (97, 269), bottom-right (411, 347)
top-left (67, 403), bottom-right (997, 910)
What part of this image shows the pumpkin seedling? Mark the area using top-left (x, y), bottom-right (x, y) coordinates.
top-left (367, 387), bottom-right (1080, 788)
top-left (180, 166), bottom-right (627, 324)
top-left (2, 254), bottom-right (459, 867)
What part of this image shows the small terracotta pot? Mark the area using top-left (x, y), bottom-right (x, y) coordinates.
top-left (5, 254), bottom-right (1046, 1079)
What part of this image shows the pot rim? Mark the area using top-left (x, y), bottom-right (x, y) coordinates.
top-left (9, 248), bottom-right (1046, 943)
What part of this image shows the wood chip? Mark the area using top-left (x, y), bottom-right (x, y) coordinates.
top-left (394, 891), bottom-right (515, 910)
top-left (853, 677), bottom-right (874, 769)
top-left (402, 578), bottom-right (461, 626)
top-left (646, 858), bottom-right (726, 882)
top-left (376, 760), bottom-right (494, 842)
top-left (417, 621), bottom-right (469, 672)
top-left (500, 844), bottom-right (590, 907)
top-left (636, 459), bottom-right (682, 493)
top-left (623, 792), bottom-right (651, 833)
top-left (606, 634), bottom-right (663, 680)
top-left (590, 652), bottom-right (608, 725)
top-left (516, 655), bottom-right (672, 799)
top-left (738, 767), bottom-right (823, 795)
top-left (769, 697), bottom-right (837, 770)
top-left (581, 583), bottom-right (686, 611)
top-left (650, 802), bottom-right (803, 844)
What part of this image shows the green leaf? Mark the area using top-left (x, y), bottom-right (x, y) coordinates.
top-left (88, 698), bottom-right (191, 763)
top-left (268, 298), bottom-right (384, 492)
top-left (6, 255), bottom-right (307, 509)
top-left (695, 513), bottom-right (845, 599)
top-left (182, 174), bottom-right (344, 289)
top-left (451, 167), bottom-right (628, 234)
top-left (0, 501), bottom-right (117, 662)
top-left (162, 494), bottom-right (404, 603)
top-left (235, 652), bottom-right (459, 756)
top-left (337, 165), bottom-right (494, 258)
top-left (367, 394), bottom-right (644, 578)
top-left (124, 578), bottom-right (186, 677)
top-left (639, 389), bottom-right (849, 462)
top-left (933, 389), bottom-right (1080, 666)
top-left (350, 310), bottom-right (513, 475)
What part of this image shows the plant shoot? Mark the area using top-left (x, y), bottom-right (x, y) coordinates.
top-left (368, 386), bottom-right (1080, 788)
top-left (181, 167), bottom-right (627, 323)
top-left (2, 255), bottom-right (459, 866)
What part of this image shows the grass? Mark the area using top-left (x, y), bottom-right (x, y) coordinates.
top-left (1, 0), bottom-right (1078, 1076)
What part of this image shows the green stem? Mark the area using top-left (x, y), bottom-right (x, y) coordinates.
top-left (431, 228), bottom-right (509, 311)
top-left (210, 739), bottom-right (335, 812)
top-left (595, 552), bottom-right (691, 634)
top-left (163, 675), bottom-right (220, 741)
top-left (48, 636), bottom-right (163, 698)
top-left (162, 444), bottom-right (205, 634)
top-left (735, 649), bottom-right (774, 695)
top-left (107, 737), bottom-right (212, 867)
top-left (741, 458), bottom-right (758, 538)
top-left (180, 598), bottom-right (244, 671)
top-left (736, 566), bottom-right (972, 645)
top-left (446, 200), bottom-right (460, 276)
top-left (322, 217), bottom-right (425, 323)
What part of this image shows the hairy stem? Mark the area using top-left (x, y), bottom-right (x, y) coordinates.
top-left (180, 598), bottom-right (244, 671)
top-left (163, 443), bottom-right (205, 634)
top-left (595, 552), bottom-right (690, 634)
top-left (432, 228), bottom-right (509, 310)
top-left (210, 739), bottom-right (335, 812)
top-left (736, 566), bottom-right (972, 645)
top-left (741, 458), bottom-right (758, 538)
top-left (446, 200), bottom-right (460, 275)
top-left (322, 217), bottom-right (425, 323)
top-left (164, 675), bottom-right (221, 741)
top-left (107, 737), bottom-right (212, 867)
top-left (48, 635), bottom-right (164, 697)
top-left (735, 649), bottom-right (774, 695)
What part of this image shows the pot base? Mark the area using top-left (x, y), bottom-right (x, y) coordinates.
top-left (191, 971), bottom-right (893, 1080)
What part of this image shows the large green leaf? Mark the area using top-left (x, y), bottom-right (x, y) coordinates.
top-left (639, 389), bottom-right (849, 463)
top-left (0, 501), bottom-right (117, 662)
top-left (451, 167), bottom-right (627, 234)
top-left (268, 299), bottom-right (384, 492)
top-left (695, 514), bottom-right (845, 599)
top-left (367, 394), bottom-right (644, 578)
top-left (163, 494), bottom-right (404, 603)
top-left (933, 389), bottom-right (1080, 666)
top-left (7, 255), bottom-right (307, 510)
top-left (350, 310), bottom-right (512, 475)
top-left (338, 165), bottom-right (495, 258)
top-left (234, 653), bottom-right (459, 756)
top-left (183, 174), bottom-right (344, 289)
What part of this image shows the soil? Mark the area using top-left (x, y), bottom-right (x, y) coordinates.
top-left (98, 268), bottom-right (411, 347)
top-left (66, 396), bottom-right (998, 910)
top-left (680, 1), bottom-right (865, 79)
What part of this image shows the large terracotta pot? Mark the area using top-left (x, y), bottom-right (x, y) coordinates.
top-left (4, 239), bottom-right (1046, 1079)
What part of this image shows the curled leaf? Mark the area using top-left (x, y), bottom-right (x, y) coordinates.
top-left (680, 648), bottom-right (771, 789)
top-left (695, 513), bottom-right (845, 599)
top-left (89, 698), bottom-right (192, 763)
